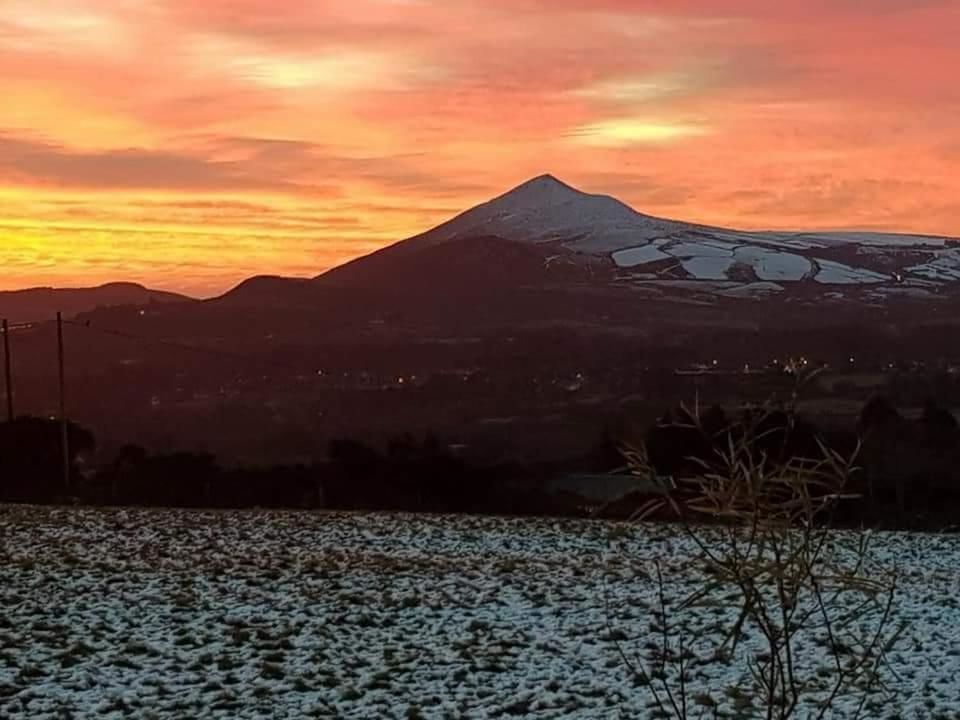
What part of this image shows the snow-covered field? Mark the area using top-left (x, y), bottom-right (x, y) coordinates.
top-left (1, 506), bottom-right (958, 719)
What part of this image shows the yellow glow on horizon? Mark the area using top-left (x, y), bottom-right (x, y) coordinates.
top-left (0, 183), bottom-right (448, 296)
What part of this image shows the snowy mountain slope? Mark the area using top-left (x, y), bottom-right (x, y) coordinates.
top-left (403, 174), bottom-right (698, 253)
top-left (319, 174), bottom-right (960, 300)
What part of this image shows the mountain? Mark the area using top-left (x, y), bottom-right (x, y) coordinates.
top-left (317, 174), bottom-right (960, 305)
top-left (0, 282), bottom-right (193, 324)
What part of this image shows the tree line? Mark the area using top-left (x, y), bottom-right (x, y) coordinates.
top-left (1, 395), bottom-right (958, 528)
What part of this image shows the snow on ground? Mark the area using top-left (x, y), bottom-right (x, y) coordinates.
top-left (907, 250), bottom-right (960, 282)
top-left (667, 241), bottom-right (735, 259)
top-left (1, 506), bottom-right (958, 719)
top-left (749, 232), bottom-right (830, 251)
top-left (799, 232), bottom-right (950, 248)
top-left (613, 240), bottom-right (815, 283)
top-left (814, 259), bottom-right (890, 284)
top-left (612, 245), bottom-right (671, 268)
top-left (733, 246), bottom-right (813, 281)
top-left (680, 255), bottom-right (734, 280)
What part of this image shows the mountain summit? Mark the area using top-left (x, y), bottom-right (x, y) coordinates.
top-left (488, 173), bottom-right (583, 206)
top-left (404, 174), bottom-right (686, 254)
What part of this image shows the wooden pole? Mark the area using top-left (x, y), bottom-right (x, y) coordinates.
top-left (2, 319), bottom-right (13, 422)
top-left (57, 312), bottom-right (70, 490)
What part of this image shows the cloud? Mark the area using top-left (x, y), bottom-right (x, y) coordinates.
top-left (0, 133), bottom-right (332, 194)
top-left (567, 119), bottom-right (710, 147)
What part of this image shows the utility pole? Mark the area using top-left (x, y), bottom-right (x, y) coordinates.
top-left (2, 319), bottom-right (13, 422)
top-left (57, 312), bottom-right (70, 490)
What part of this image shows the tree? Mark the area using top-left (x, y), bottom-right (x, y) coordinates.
top-left (0, 417), bottom-right (95, 502)
top-left (614, 395), bottom-right (901, 719)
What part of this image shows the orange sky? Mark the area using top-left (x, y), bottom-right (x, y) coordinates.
top-left (1, 0), bottom-right (959, 297)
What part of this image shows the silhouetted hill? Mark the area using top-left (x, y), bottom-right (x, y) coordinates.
top-left (0, 282), bottom-right (193, 324)
top-left (316, 235), bottom-right (615, 293)
top-left (215, 276), bottom-right (313, 307)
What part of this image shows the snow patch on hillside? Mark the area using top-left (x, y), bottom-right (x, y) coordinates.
top-left (906, 249), bottom-right (960, 281)
top-left (814, 260), bottom-right (889, 285)
top-left (612, 245), bottom-right (671, 267)
top-left (681, 256), bottom-right (734, 280)
top-left (734, 247), bottom-right (812, 281)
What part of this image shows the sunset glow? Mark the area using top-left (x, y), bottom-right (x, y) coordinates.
top-left (1, 0), bottom-right (959, 296)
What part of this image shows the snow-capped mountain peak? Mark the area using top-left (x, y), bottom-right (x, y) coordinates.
top-left (408, 174), bottom-right (685, 252)
top-left (487, 173), bottom-right (591, 209)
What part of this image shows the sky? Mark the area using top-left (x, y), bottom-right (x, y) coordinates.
top-left (1, 0), bottom-right (959, 297)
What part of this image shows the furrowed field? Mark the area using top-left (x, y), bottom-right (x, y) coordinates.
top-left (1, 506), bottom-right (958, 719)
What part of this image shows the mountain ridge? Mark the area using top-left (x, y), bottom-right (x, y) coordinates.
top-left (0, 282), bottom-right (194, 324)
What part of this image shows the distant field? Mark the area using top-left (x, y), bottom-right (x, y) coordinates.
top-left (1, 506), bottom-right (958, 718)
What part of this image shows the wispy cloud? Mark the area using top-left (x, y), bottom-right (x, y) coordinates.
top-left (0, 133), bottom-right (335, 194)
top-left (567, 119), bottom-right (710, 147)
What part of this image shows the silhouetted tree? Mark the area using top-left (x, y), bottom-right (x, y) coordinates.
top-left (327, 438), bottom-right (386, 508)
top-left (0, 417), bottom-right (95, 503)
